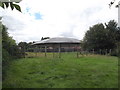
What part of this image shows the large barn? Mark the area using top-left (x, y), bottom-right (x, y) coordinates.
top-left (32, 37), bottom-right (81, 52)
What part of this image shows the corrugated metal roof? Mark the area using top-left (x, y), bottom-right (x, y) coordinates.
top-left (32, 37), bottom-right (80, 45)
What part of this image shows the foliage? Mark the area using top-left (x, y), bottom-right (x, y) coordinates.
top-left (18, 42), bottom-right (28, 51)
top-left (1, 23), bottom-right (24, 80)
top-left (109, 0), bottom-right (120, 8)
top-left (82, 20), bottom-right (120, 56)
top-left (41, 37), bottom-right (50, 40)
top-left (18, 42), bottom-right (34, 53)
top-left (2, 53), bottom-right (118, 88)
top-left (2, 24), bottom-right (25, 59)
top-left (0, 1), bottom-right (21, 12)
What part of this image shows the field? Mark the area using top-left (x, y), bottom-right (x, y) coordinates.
top-left (3, 53), bottom-right (118, 88)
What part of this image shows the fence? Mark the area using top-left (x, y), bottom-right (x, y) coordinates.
top-left (80, 49), bottom-right (118, 56)
top-left (24, 47), bottom-right (118, 58)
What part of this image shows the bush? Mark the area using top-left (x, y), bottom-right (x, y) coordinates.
top-left (2, 48), bottom-right (12, 80)
top-left (2, 48), bottom-right (12, 65)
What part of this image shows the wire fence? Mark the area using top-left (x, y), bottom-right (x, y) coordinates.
top-left (79, 49), bottom-right (118, 56)
top-left (23, 47), bottom-right (118, 58)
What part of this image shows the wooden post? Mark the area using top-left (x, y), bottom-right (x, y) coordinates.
top-left (77, 45), bottom-right (79, 58)
top-left (36, 45), bottom-right (37, 57)
top-left (59, 44), bottom-right (61, 58)
top-left (99, 49), bottom-right (101, 55)
top-left (53, 44), bottom-right (55, 58)
top-left (39, 46), bottom-right (41, 57)
top-left (39, 46), bottom-right (40, 52)
top-left (109, 49), bottom-right (112, 55)
top-left (92, 49), bottom-right (94, 54)
top-left (106, 49), bottom-right (107, 55)
top-left (33, 46), bottom-right (35, 57)
top-left (45, 46), bottom-right (47, 57)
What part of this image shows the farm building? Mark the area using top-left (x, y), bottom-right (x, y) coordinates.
top-left (31, 37), bottom-right (81, 52)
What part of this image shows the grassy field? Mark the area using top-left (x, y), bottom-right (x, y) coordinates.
top-left (3, 53), bottom-right (118, 88)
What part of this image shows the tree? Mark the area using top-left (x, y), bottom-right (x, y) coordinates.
top-left (82, 20), bottom-right (120, 55)
top-left (105, 20), bottom-right (120, 56)
top-left (41, 37), bottom-right (50, 40)
top-left (1, 23), bottom-right (24, 79)
top-left (83, 23), bottom-right (108, 51)
top-left (18, 42), bottom-right (29, 52)
top-left (2, 24), bottom-right (24, 59)
top-left (41, 37), bottom-right (44, 40)
top-left (105, 20), bottom-right (120, 42)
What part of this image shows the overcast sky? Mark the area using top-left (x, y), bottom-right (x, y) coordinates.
top-left (0, 0), bottom-right (119, 43)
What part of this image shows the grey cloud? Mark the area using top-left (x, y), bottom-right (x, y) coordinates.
top-left (60, 25), bottom-right (76, 38)
top-left (80, 7), bottom-right (102, 20)
top-left (1, 15), bottom-right (25, 31)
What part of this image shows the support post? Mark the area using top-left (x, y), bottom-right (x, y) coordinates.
top-left (59, 44), bottom-right (61, 58)
top-left (45, 46), bottom-right (47, 57)
top-left (109, 49), bottom-right (112, 55)
top-left (53, 44), bottom-right (55, 58)
top-left (35, 45), bottom-right (37, 57)
top-left (99, 49), bottom-right (101, 55)
top-left (106, 49), bottom-right (107, 55)
top-left (92, 49), bottom-right (94, 54)
top-left (77, 45), bottom-right (79, 58)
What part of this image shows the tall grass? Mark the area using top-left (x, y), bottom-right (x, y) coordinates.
top-left (3, 53), bottom-right (118, 88)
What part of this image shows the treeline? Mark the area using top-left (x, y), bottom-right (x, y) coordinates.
top-left (18, 42), bottom-right (33, 52)
top-left (82, 20), bottom-right (120, 56)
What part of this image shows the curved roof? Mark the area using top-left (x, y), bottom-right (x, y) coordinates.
top-left (32, 37), bottom-right (80, 45)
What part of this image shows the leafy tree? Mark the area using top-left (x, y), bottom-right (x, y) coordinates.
top-left (105, 20), bottom-right (120, 42)
top-left (1, 23), bottom-right (24, 79)
top-left (1, 23), bottom-right (26, 70)
top-left (83, 23), bottom-right (107, 51)
top-left (82, 20), bottom-right (120, 55)
top-left (1, 23), bottom-right (12, 79)
top-left (18, 42), bottom-right (29, 52)
top-left (105, 20), bottom-right (120, 56)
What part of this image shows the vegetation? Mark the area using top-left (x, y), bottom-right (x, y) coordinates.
top-left (109, 0), bottom-right (120, 8)
top-left (3, 53), bottom-right (118, 88)
top-left (82, 20), bottom-right (120, 56)
top-left (18, 42), bottom-right (29, 52)
top-left (0, 0), bottom-right (21, 12)
top-left (1, 23), bottom-right (24, 80)
top-left (41, 37), bottom-right (50, 40)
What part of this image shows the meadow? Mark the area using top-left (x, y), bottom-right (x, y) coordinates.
top-left (3, 52), bottom-right (118, 88)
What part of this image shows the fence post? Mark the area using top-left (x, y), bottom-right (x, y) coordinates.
top-left (77, 45), bottom-right (79, 58)
top-left (109, 49), bottom-right (112, 55)
top-left (59, 44), bottom-right (61, 58)
top-left (99, 49), bottom-right (101, 55)
top-left (45, 46), bottom-right (47, 57)
top-left (92, 49), bottom-right (94, 54)
top-left (35, 46), bottom-right (37, 57)
top-left (106, 49), bottom-right (107, 55)
top-left (53, 45), bottom-right (55, 58)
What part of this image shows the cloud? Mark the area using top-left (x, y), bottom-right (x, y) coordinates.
top-left (0, 0), bottom-right (118, 43)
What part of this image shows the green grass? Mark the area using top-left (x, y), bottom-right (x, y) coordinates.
top-left (3, 53), bottom-right (118, 88)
